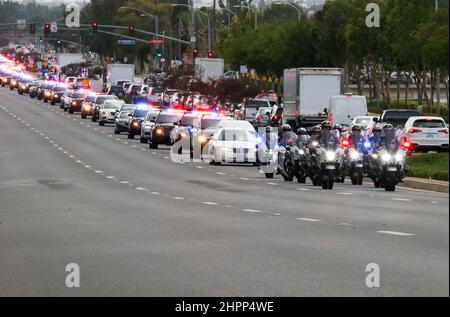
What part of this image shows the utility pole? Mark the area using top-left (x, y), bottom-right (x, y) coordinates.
top-left (212, 0), bottom-right (216, 52)
top-left (435, 0), bottom-right (441, 115)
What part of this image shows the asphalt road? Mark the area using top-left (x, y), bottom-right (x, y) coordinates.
top-left (0, 87), bottom-right (448, 296)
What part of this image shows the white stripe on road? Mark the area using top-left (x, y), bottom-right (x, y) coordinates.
top-left (297, 188), bottom-right (311, 191)
top-left (377, 230), bottom-right (416, 236)
top-left (202, 201), bottom-right (218, 205)
top-left (243, 209), bottom-right (262, 213)
top-left (296, 218), bottom-right (322, 222)
top-left (336, 192), bottom-right (354, 196)
top-left (391, 198), bottom-right (411, 202)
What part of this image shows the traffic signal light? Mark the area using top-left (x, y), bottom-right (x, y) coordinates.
top-left (207, 51), bottom-right (214, 58)
top-left (156, 46), bottom-right (162, 58)
top-left (91, 21), bottom-right (98, 33)
top-left (44, 23), bottom-right (50, 37)
top-left (128, 25), bottom-right (135, 36)
top-left (193, 48), bottom-right (198, 59)
top-left (29, 23), bottom-right (36, 34)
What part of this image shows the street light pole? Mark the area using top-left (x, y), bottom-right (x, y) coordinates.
top-left (435, 0), bottom-right (441, 115)
top-left (272, 1), bottom-right (302, 21)
top-left (118, 6), bottom-right (159, 35)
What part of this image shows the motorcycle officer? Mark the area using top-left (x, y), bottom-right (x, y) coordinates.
top-left (296, 128), bottom-right (310, 148)
top-left (279, 124), bottom-right (298, 147)
top-left (319, 121), bottom-right (340, 150)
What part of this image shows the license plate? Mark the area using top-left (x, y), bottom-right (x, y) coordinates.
top-left (425, 134), bottom-right (434, 138)
top-left (387, 167), bottom-right (397, 172)
top-left (325, 165), bottom-right (336, 170)
top-left (356, 164), bottom-right (363, 168)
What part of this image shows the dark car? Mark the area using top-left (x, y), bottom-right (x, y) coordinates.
top-left (106, 85), bottom-right (124, 98)
top-left (9, 74), bottom-right (22, 90)
top-left (68, 90), bottom-right (88, 114)
top-left (149, 111), bottom-right (183, 149)
top-left (380, 109), bottom-right (421, 128)
top-left (17, 77), bottom-right (34, 95)
top-left (29, 81), bottom-right (44, 98)
top-left (40, 82), bottom-right (57, 102)
top-left (128, 108), bottom-right (149, 139)
top-left (50, 85), bottom-right (66, 105)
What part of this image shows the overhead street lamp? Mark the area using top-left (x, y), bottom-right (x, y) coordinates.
top-left (272, 1), bottom-right (302, 21)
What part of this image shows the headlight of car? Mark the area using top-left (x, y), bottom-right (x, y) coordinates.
top-left (132, 121), bottom-right (140, 127)
top-left (325, 150), bottom-right (336, 161)
top-left (155, 128), bottom-right (163, 135)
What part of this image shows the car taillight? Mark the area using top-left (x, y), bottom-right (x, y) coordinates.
top-left (256, 115), bottom-right (263, 120)
top-left (408, 128), bottom-right (422, 133)
top-left (438, 129), bottom-right (449, 134)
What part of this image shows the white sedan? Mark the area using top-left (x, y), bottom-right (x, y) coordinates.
top-left (404, 116), bottom-right (449, 152)
top-left (207, 127), bottom-right (258, 165)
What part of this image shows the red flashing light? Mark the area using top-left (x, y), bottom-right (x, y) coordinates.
top-left (340, 137), bottom-right (351, 149)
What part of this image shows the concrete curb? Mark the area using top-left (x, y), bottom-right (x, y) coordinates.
top-left (402, 177), bottom-right (449, 193)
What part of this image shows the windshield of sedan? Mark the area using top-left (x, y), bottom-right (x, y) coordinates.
top-left (219, 130), bottom-right (258, 142)
top-left (103, 101), bottom-right (123, 109)
top-left (180, 116), bottom-right (200, 126)
top-left (200, 118), bottom-right (222, 129)
top-left (157, 113), bottom-right (182, 123)
top-left (133, 109), bottom-right (148, 118)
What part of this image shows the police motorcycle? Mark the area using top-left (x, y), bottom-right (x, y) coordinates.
top-left (364, 124), bottom-right (383, 186)
top-left (309, 122), bottom-right (343, 190)
top-left (277, 125), bottom-right (299, 182)
top-left (373, 124), bottom-right (407, 191)
top-left (256, 126), bottom-right (279, 179)
top-left (341, 125), bottom-right (366, 186)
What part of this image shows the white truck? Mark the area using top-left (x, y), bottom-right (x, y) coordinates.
top-left (195, 58), bottom-right (224, 82)
top-left (327, 94), bottom-right (368, 128)
top-left (105, 64), bottom-right (135, 87)
top-left (283, 68), bottom-right (344, 129)
top-left (57, 53), bottom-right (83, 68)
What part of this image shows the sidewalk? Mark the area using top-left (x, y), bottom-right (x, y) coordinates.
top-left (401, 177), bottom-right (449, 193)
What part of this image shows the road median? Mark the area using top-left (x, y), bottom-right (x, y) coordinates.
top-left (401, 177), bottom-right (449, 193)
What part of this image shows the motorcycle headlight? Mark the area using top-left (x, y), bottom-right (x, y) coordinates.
top-left (395, 152), bottom-right (404, 163)
top-left (350, 150), bottom-right (360, 160)
top-left (325, 150), bottom-right (336, 161)
top-left (198, 135), bottom-right (207, 144)
top-left (381, 153), bottom-right (391, 162)
top-left (298, 149), bottom-right (305, 155)
top-left (311, 141), bottom-right (319, 148)
top-left (371, 154), bottom-right (378, 159)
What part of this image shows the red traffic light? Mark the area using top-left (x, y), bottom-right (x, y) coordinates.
top-left (91, 22), bottom-right (97, 27)
top-left (207, 51), bottom-right (214, 58)
top-left (44, 23), bottom-right (50, 30)
top-left (128, 25), bottom-right (135, 36)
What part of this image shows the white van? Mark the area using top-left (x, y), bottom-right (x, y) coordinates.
top-left (328, 95), bottom-right (368, 127)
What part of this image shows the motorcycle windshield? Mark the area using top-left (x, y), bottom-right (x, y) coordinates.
top-left (296, 135), bottom-right (310, 148)
top-left (381, 129), bottom-right (399, 151)
top-left (320, 130), bottom-right (340, 150)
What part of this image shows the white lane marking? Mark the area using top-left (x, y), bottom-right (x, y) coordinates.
top-left (173, 196), bottom-right (185, 200)
top-left (84, 165), bottom-right (91, 168)
top-left (243, 209), bottom-right (262, 213)
top-left (273, 213), bottom-right (281, 216)
top-left (391, 198), bottom-right (411, 202)
top-left (106, 176), bottom-right (115, 179)
top-left (239, 177), bottom-right (249, 180)
top-left (136, 187), bottom-right (147, 191)
top-left (216, 172), bottom-right (226, 175)
top-left (150, 191), bottom-right (160, 195)
top-left (296, 218), bottom-right (322, 222)
top-left (336, 192), bottom-right (354, 196)
top-left (377, 231), bottom-right (416, 236)
top-left (202, 201), bottom-right (218, 205)
top-left (297, 188), bottom-right (311, 191)
top-left (164, 156), bottom-right (170, 159)
top-left (120, 181), bottom-right (129, 184)
top-left (94, 170), bottom-right (103, 174)
top-left (266, 182), bottom-right (277, 186)
top-left (195, 166), bottom-right (204, 169)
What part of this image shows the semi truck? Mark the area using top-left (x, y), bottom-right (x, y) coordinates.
top-left (283, 68), bottom-right (344, 129)
top-left (195, 58), bottom-right (224, 82)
